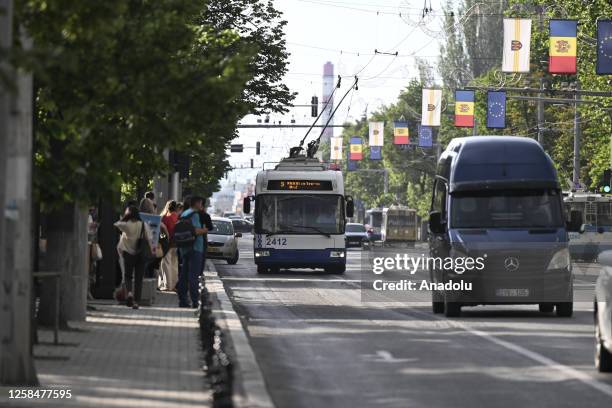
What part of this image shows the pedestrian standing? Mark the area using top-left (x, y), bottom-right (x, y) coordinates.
top-left (159, 200), bottom-right (179, 291)
top-left (140, 191), bottom-right (156, 214)
top-left (176, 196), bottom-right (208, 308)
top-left (115, 206), bottom-right (151, 309)
top-left (198, 200), bottom-right (214, 274)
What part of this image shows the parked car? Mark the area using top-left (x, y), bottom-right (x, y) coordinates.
top-left (345, 223), bottom-right (369, 248)
top-left (232, 218), bottom-right (253, 234)
top-left (207, 217), bottom-right (241, 264)
top-left (595, 250), bottom-right (612, 372)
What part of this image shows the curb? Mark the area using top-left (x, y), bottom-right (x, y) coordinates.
top-left (204, 260), bottom-right (275, 408)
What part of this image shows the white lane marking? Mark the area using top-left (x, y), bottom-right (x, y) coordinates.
top-left (361, 350), bottom-right (418, 363)
top-left (337, 278), bottom-right (612, 398)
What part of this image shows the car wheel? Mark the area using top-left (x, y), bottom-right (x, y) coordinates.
top-left (595, 310), bottom-right (612, 372)
top-left (444, 294), bottom-right (461, 317)
top-left (555, 302), bottom-right (573, 317)
top-left (432, 291), bottom-right (444, 314)
top-left (539, 303), bottom-right (554, 313)
top-left (227, 251), bottom-right (239, 265)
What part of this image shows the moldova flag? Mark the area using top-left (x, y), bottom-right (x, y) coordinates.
top-left (393, 121), bottom-right (409, 144)
top-left (349, 137), bottom-right (363, 160)
top-left (454, 90), bottom-right (475, 127)
top-left (549, 20), bottom-right (577, 74)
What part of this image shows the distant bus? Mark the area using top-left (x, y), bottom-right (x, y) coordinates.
top-left (365, 208), bottom-right (383, 241)
top-left (244, 157), bottom-right (354, 274)
top-left (381, 205), bottom-right (419, 245)
top-left (564, 192), bottom-right (612, 261)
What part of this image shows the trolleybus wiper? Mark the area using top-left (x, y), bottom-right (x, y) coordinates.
top-left (289, 225), bottom-right (331, 238)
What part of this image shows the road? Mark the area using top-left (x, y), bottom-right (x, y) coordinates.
top-left (212, 235), bottom-right (612, 408)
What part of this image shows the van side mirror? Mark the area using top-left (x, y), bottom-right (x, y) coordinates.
top-left (428, 211), bottom-right (445, 234)
top-left (567, 210), bottom-right (582, 233)
top-left (346, 196), bottom-right (354, 218)
top-left (243, 196), bottom-right (252, 214)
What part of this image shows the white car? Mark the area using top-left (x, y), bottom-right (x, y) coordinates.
top-left (207, 217), bottom-right (241, 264)
top-left (595, 250), bottom-right (612, 372)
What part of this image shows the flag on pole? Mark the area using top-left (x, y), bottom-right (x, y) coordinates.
top-left (330, 137), bottom-right (343, 161)
top-left (454, 90), bottom-right (475, 128)
top-left (393, 121), bottom-right (409, 144)
top-left (349, 137), bottom-right (363, 160)
top-left (502, 18), bottom-right (532, 73)
top-left (347, 148), bottom-right (358, 171)
top-left (421, 89), bottom-right (442, 127)
top-left (549, 20), bottom-right (577, 74)
top-left (368, 121), bottom-right (385, 146)
top-left (487, 91), bottom-right (506, 129)
top-left (597, 20), bottom-right (612, 75)
top-left (370, 146), bottom-right (382, 160)
top-left (418, 125), bottom-right (433, 148)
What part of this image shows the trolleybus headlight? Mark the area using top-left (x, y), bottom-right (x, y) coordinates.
top-left (330, 250), bottom-right (345, 258)
top-left (546, 248), bottom-right (570, 270)
top-left (255, 250), bottom-right (270, 258)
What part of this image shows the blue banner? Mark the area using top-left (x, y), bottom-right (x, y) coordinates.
top-left (418, 125), bottom-right (433, 148)
top-left (347, 148), bottom-right (359, 171)
top-left (597, 20), bottom-right (612, 75)
top-left (487, 91), bottom-right (506, 129)
top-left (370, 146), bottom-right (382, 160)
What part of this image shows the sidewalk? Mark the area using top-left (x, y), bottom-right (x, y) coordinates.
top-left (4, 292), bottom-right (211, 407)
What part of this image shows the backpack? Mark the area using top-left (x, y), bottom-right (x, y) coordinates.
top-left (173, 213), bottom-right (197, 248)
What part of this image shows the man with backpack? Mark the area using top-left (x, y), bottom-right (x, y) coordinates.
top-left (174, 196), bottom-right (209, 308)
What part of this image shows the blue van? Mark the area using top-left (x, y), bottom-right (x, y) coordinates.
top-left (428, 136), bottom-right (582, 317)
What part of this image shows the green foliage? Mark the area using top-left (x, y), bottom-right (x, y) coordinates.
top-left (14, 0), bottom-right (292, 208)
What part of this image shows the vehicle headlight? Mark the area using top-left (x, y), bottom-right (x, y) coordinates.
top-left (547, 248), bottom-right (570, 270)
top-left (255, 250), bottom-right (270, 258)
top-left (330, 250), bottom-right (345, 258)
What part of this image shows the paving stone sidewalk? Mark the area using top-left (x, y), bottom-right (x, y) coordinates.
top-left (2, 292), bottom-right (211, 407)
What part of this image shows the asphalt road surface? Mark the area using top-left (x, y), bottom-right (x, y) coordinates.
top-left (212, 235), bottom-right (612, 408)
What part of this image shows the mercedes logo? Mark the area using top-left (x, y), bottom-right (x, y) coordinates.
top-left (504, 257), bottom-right (519, 271)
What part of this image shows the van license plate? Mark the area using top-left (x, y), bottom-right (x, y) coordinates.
top-left (496, 289), bottom-right (530, 297)
top-left (208, 247), bottom-right (221, 253)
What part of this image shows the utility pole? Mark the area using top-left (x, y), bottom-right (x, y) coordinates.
top-left (537, 79), bottom-right (545, 145)
top-left (573, 81), bottom-right (581, 187)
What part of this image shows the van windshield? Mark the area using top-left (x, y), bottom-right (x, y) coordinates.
top-left (451, 189), bottom-right (563, 229)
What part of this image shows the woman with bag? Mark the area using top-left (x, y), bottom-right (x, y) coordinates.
top-left (159, 200), bottom-right (179, 291)
top-left (114, 206), bottom-right (151, 309)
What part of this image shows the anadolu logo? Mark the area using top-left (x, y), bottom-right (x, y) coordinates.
top-left (511, 40), bottom-right (522, 51)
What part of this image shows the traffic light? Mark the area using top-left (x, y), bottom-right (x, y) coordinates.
top-left (311, 96), bottom-right (318, 117)
top-left (256, 142), bottom-right (261, 155)
top-left (230, 144), bottom-right (243, 153)
top-left (602, 169), bottom-right (612, 193)
top-left (250, 158), bottom-right (254, 168)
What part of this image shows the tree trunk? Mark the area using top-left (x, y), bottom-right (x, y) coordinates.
top-left (39, 204), bottom-right (89, 326)
top-left (0, 11), bottom-right (38, 384)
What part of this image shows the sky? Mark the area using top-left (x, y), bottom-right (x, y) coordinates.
top-left (224, 0), bottom-right (448, 184)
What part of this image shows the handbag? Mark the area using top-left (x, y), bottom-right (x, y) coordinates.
top-left (92, 243), bottom-right (103, 261)
top-left (137, 221), bottom-right (155, 261)
top-left (114, 284), bottom-right (128, 303)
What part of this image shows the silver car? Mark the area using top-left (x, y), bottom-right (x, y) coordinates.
top-left (595, 250), bottom-right (612, 372)
top-left (207, 217), bottom-right (241, 264)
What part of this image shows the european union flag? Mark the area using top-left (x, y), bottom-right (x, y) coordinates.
top-left (347, 149), bottom-right (358, 171)
top-left (487, 91), bottom-right (506, 129)
top-left (597, 20), bottom-right (612, 75)
top-left (418, 125), bottom-right (433, 148)
top-left (370, 146), bottom-right (382, 160)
